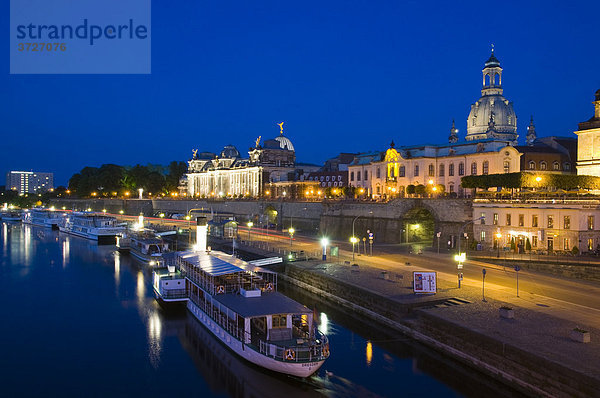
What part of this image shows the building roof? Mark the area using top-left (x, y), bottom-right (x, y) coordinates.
top-left (214, 291), bottom-right (311, 317)
top-left (177, 251), bottom-right (274, 277)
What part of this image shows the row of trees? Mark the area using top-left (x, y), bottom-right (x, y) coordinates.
top-left (68, 162), bottom-right (187, 197)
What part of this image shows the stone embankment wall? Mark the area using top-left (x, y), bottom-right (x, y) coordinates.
top-left (319, 198), bottom-right (473, 243)
top-left (282, 264), bottom-right (599, 398)
top-left (49, 198), bottom-right (474, 243)
top-left (472, 257), bottom-right (600, 283)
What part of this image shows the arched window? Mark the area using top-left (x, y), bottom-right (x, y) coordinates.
top-left (504, 161), bottom-right (510, 173)
top-left (540, 161), bottom-right (547, 171)
top-left (564, 162), bottom-right (571, 171)
top-left (471, 162), bottom-right (477, 175)
top-left (376, 168), bottom-right (380, 178)
top-left (528, 161), bottom-right (536, 170)
top-left (448, 163), bottom-right (455, 176)
top-left (458, 162), bottom-right (465, 176)
top-left (553, 161), bottom-right (560, 171)
top-left (399, 165), bottom-right (405, 177)
top-left (482, 161), bottom-right (489, 175)
top-left (428, 164), bottom-right (435, 177)
top-left (439, 164), bottom-right (445, 177)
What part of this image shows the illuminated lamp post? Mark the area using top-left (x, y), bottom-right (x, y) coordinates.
top-left (289, 227), bottom-right (295, 247)
top-left (247, 221), bottom-right (253, 241)
top-left (496, 232), bottom-right (502, 258)
top-left (321, 237), bottom-right (329, 261)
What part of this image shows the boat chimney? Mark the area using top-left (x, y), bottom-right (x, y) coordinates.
top-left (137, 212), bottom-right (144, 230)
top-left (195, 216), bottom-right (208, 252)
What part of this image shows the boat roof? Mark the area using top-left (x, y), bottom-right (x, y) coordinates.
top-left (214, 291), bottom-right (311, 317)
top-left (177, 250), bottom-right (275, 277)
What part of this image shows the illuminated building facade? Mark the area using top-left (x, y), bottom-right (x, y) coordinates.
top-left (6, 171), bottom-right (54, 195)
top-left (186, 126), bottom-right (297, 198)
top-left (575, 89), bottom-right (600, 176)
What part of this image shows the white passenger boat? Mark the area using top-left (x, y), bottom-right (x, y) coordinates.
top-left (123, 229), bottom-right (169, 266)
top-left (153, 265), bottom-right (188, 308)
top-left (0, 210), bottom-right (22, 222)
top-left (59, 212), bottom-right (125, 244)
top-left (22, 208), bottom-right (63, 229)
top-left (157, 217), bottom-right (329, 378)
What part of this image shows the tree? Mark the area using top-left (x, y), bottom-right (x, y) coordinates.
top-left (510, 237), bottom-right (516, 252)
top-left (165, 161), bottom-right (188, 191)
top-left (406, 185), bottom-right (416, 195)
top-left (525, 238), bottom-right (532, 251)
top-left (414, 184), bottom-right (426, 196)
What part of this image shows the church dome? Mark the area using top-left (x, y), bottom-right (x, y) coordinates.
top-left (466, 50), bottom-right (518, 142)
top-left (274, 135), bottom-right (294, 151)
top-left (220, 145), bottom-right (240, 158)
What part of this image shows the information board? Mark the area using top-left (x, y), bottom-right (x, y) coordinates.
top-left (413, 272), bottom-right (437, 294)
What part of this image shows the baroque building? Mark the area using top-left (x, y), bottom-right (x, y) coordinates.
top-left (348, 50), bottom-right (576, 199)
top-left (575, 89), bottom-right (600, 176)
top-left (186, 124), bottom-right (297, 198)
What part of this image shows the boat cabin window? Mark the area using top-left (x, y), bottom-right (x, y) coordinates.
top-left (272, 314), bottom-right (287, 328)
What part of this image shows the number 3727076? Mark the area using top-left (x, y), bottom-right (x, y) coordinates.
top-left (18, 43), bottom-right (66, 51)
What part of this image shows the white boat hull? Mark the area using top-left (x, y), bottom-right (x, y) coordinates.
top-left (187, 300), bottom-right (325, 378)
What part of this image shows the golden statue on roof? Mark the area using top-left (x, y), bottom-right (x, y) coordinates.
top-left (255, 136), bottom-right (261, 147)
top-left (277, 121), bottom-right (284, 135)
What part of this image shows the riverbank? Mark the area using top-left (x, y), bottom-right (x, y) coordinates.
top-left (271, 258), bottom-right (600, 397)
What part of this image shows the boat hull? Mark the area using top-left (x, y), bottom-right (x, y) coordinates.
top-left (59, 227), bottom-right (119, 244)
top-left (187, 300), bottom-right (325, 378)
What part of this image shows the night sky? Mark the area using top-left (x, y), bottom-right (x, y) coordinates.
top-left (2, 0), bottom-right (599, 185)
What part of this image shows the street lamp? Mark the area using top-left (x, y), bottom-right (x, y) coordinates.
top-left (138, 188), bottom-right (143, 200)
top-left (289, 227), bottom-right (295, 246)
top-left (321, 237), bottom-right (329, 261)
top-left (350, 236), bottom-right (359, 260)
top-left (247, 221), bottom-right (253, 241)
top-left (496, 232), bottom-right (502, 258)
top-left (454, 252), bottom-right (465, 288)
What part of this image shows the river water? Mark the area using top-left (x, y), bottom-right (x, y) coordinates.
top-left (0, 223), bottom-right (523, 397)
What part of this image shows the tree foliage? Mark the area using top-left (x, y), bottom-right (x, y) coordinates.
top-left (68, 162), bottom-right (183, 197)
top-left (461, 172), bottom-right (600, 190)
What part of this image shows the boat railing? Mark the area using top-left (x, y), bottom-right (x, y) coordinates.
top-left (160, 289), bottom-right (188, 299)
top-left (258, 331), bottom-right (329, 363)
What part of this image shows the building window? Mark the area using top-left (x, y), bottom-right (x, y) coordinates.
top-left (338, 176), bottom-right (342, 181)
top-left (564, 238), bottom-right (570, 251)
top-left (528, 161), bottom-right (536, 170)
top-left (364, 171), bottom-right (368, 180)
top-left (532, 215), bottom-right (538, 227)
top-left (448, 163), bottom-right (454, 176)
top-left (357, 172), bottom-right (361, 181)
top-left (547, 215), bottom-right (554, 228)
top-left (449, 184), bottom-right (454, 193)
top-left (333, 182), bottom-right (338, 187)
top-left (564, 216), bottom-right (570, 229)
top-left (350, 172), bottom-right (354, 181)
top-left (376, 168), bottom-right (380, 178)
top-left (532, 235), bottom-right (538, 247)
top-left (564, 162), bottom-right (571, 171)
top-left (482, 161), bottom-right (489, 175)
top-left (518, 214), bottom-right (524, 227)
top-left (503, 161), bottom-right (510, 173)
top-left (399, 166), bottom-right (405, 177)
top-left (493, 213), bottom-right (498, 225)
top-left (414, 165), bottom-right (419, 177)
top-left (553, 161), bottom-right (560, 171)
top-left (506, 214), bottom-right (511, 226)
top-left (428, 164), bottom-right (435, 177)
top-left (588, 238), bottom-right (594, 251)
top-left (480, 231), bottom-right (486, 241)
top-left (458, 162), bottom-right (464, 176)
top-left (540, 161), bottom-right (547, 170)
top-left (326, 176), bottom-right (330, 181)
top-left (439, 164), bottom-right (445, 177)
top-left (588, 215), bottom-right (594, 230)
top-left (471, 162), bottom-right (477, 175)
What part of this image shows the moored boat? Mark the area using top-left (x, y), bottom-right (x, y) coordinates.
top-left (1, 210), bottom-right (22, 222)
top-left (22, 208), bottom-right (63, 229)
top-left (157, 217), bottom-right (329, 378)
top-left (126, 229), bottom-right (169, 266)
top-left (59, 212), bottom-right (125, 244)
top-left (153, 265), bottom-right (188, 308)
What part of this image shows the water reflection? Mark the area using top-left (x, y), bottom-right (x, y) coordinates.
top-left (114, 253), bottom-right (120, 288)
top-left (2, 223), bottom-right (7, 252)
top-left (62, 239), bottom-right (70, 267)
top-left (366, 341), bottom-right (373, 367)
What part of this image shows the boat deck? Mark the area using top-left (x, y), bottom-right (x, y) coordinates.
top-left (214, 291), bottom-right (311, 318)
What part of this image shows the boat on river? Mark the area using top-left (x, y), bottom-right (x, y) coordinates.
top-left (118, 229), bottom-right (169, 266)
top-left (22, 208), bottom-right (63, 229)
top-left (152, 266), bottom-right (188, 308)
top-left (155, 217), bottom-right (329, 377)
top-left (0, 210), bottom-right (22, 222)
top-left (59, 212), bottom-right (125, 244)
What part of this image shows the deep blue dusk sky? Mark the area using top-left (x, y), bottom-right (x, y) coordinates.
top-left (2, 0), bottom-right (600, 185)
